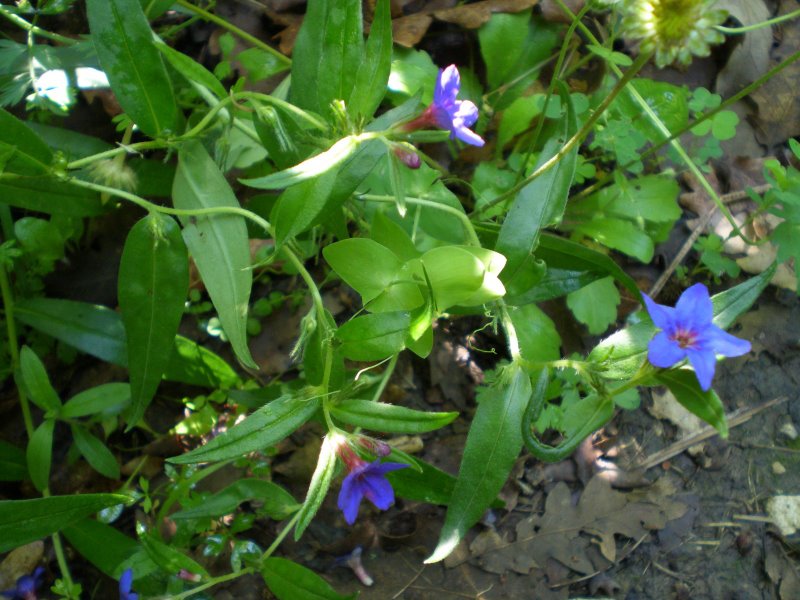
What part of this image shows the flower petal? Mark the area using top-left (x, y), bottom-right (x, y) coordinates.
top-left (337, 473), bottom-right (364, 525)
top-left (705, 325), bottom-right (751, 358)
top-left (361, 472), bottom-right (396, 510)
top-left (641, 292), bottom-right (675, 330)
top-left (453, 125), bottom-right (485, 147)
top-left (452, 100), bottom-right (478, 128)
top-left (675, 283), bottom-right (712, 328)
top-left (686, 347), bottom-right (717, 391)
top-left (435, 65), bottom-right (460, 106)
top-left (119, 569), bottom-right (133, 594)
top-left (369, 461), bottom-right (409, 476)
top-left (648, 331), bottom-right (686, 368)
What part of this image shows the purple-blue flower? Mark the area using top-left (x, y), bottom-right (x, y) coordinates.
top-left (1, 567), bottom-right (44, 600)
top-left (642, 283), bottom-right (751, 391)
top-left (119, 568), bottom-right (138, 600)
top-left (337, 459), bottom-right (409, 525)
top-left (429, 65), bottom-right (485, 147)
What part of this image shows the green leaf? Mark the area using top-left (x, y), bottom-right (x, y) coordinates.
top-left (241, 136), bottom-right (359, 190)
top-left (586, 44), bottom-right (633, 66)
top-left (387, 457), bottom-right (458, 505)
top-left (507, 304), bottom-right (561, 362)
top-left (271, 172), bottom-right (337, 246)
top-left (509, 267), bottom-right (604, 304)
top-left (173, 140), bottom-right (256, 368)
top-left (568, 174), bottom-right (681, 224)
top-left (0, 108), bottom-right (53, 174)
top-left (712, 262), bottom-right (776, 329)
top-left (426, 366), bottom-right (531, 563)
top-left (169, 395), bottom-right (320, 464)
top-left (71, 425), bottom-right (120, 480)
top-left (294, 434), bottom-right (338, 540)
top-left (61, 383), bottom-right (131, 419)
top-left (330, 399), bottom-right (457, 434)
top-left (371, 212), bottom-right (419, 262)
top-left (290, 0), bottom-right (364, 116)
top-left (172, 479), bottom-right (299, 521)
top-left (262, 557), bottom-right (356, 600)
top-left (657, 369), bottom-right (728, 436)
top-left (64, 518), bottom-right (157, 579)
top-left (26, 419), bottom-right (54, 492)
top-left (496, 83), bottom-right (578, 285)
top-left (86, 0), bottom-right (177, 137)
top-left (0, 493), bottom-right (130, 553)
top-left (574, 217), bottom-right (654, 263)
top-left (419, 246), bottom-right (485, 311)
top-left (0, 441), bottom-right (27, 482)
top-left (566, 276), bottom-right (621, 334)
top-left (15, 298), bottom-right (239, 388)
top-left (535, 233), bottom-right (641, 298)
top-left (560, 392), bottom-right (613, 438)
top-left (335, 312), bottom-right (410, 361)
top-left (155, 39), bottom-right (227, 99)
top-left (323, 238), bottom-right (404, 304)
top-left (119, 213), bottom-right (189, 426)
top-left (19, 346), bottom-right (61, 413)
top-left (140, 530), bottom-right (208, 578)
top-left (347, 0), bottom-right (392, 120)
top-left (0, 177), bottom-right (105, 217)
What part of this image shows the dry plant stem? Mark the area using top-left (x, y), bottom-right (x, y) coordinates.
top-left (647, 183), bottom-right (772, 298)
top-left (551, 0), bottom-right (757, 246)
top-left (174, 0), bottom-right (290, 66)
top-left (635, 395), bottom-right (788, 471)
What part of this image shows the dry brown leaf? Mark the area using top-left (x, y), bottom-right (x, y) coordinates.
top-left (715, 0), bottom-right (771, 97)
top-left (765, 537), bottom-right (800, 600)
top-left (433, 0), bottom-right (538, 29)
top-left (469, 475), bottom-right (687, 578)
top-left (392, 13), bottom-right (435, 48)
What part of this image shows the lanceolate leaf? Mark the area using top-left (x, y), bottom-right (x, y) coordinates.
top-left (426, 366), bottom-right (532, 563)
top-left (168, 396), bottom-right (320, 464)
top-left (496, 84), bottom-right (578, 285)
top-left (293, 434), bottom-right (338, 541)
top-left (155, 40), bottom-right (227, 99)
top-left (262, 557), bottom-right (356, 600)
top-left (64, 518), bottom-right (158, 579)
top-left (347, 0), bottom-right (392, 120)
top-left (0, 178), bottom-right (105, 217)
top-left (15, 298), bottom-right (239, 389)
top-left (71, 425), bottom-right (120, 480)
top-left (173, 140), bottom-right (256, 369)
top-left (657, 369), bottom-right (728, 437)
top-left (86, 0), bottom-right (178, 137)
top-left (271, 171), bottom-right (337, 246)
top-left (290, 0), bottom-right (364, 116)
top-left (172, 479), bottom-right (299, 521)
top-left (0, 108), bottom-right (53, 174)
top-left (19, 346), bottom-right (61, 413)
top-left (330, 399), bottom-right (458, 434)
top-left (26, 419), bottom-right (54, 492)
top-left (335, 311), bottom-right (410, 361)
top-left (0, 494), bottom-right (131, 553)
top-left (119, 213), bottom-right (190, 427)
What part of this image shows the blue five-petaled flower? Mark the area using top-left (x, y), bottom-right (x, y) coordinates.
top-left (642, 283), bottom-right (751, 391)
top-left (1, 567), bottom-right (44, 600)
top-left (119, 568), bottom-right (138, 600)
top-left (430, 65), bottom-right (485, 147)
top-left (337, 459), bottom-right (409, 525)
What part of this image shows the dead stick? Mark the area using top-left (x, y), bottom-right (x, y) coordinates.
top-left (635, 396), bottom-right (787, 471)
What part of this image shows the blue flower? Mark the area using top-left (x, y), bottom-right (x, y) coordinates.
top-left (429, 65), bottom-right (485, 147)
top-left (642, 283), bottom-right (751, 391)
top-left (337, 459), bottom-right (409, 525)
top-left (1, 567), bottom-right (44, 600)
top-left (119, 568), bottom-right (138, 600)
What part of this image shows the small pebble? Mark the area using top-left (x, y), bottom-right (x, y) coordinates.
top-left (779, 422), bottom-right (798, 440)
top-left (772, 461), bottom-right (786, 475)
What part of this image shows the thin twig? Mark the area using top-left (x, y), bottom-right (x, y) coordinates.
top-left (635, 396), bottom-right (788, 470)
top-left (648, 183), bottom-right (772, 299)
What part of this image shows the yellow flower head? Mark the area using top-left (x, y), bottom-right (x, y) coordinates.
top-left (621, 0), bottom-right (727, 67)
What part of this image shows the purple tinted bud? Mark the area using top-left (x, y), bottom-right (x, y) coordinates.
top-left (642, 283), bottom-right (751, 391)
top-left (393, 146), bottom-right (421, 169)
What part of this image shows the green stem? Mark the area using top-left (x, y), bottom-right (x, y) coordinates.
top-left (549, 0), bottom-right (757, 245)
top-left (166, 568), bottom-right (254, 600)
top-left (370, 354), bottom-right (398, 403)
top-left (156, 459), bottom-right (234, 526)
top-left (0, 257), bottom-right (33, 439)
top-left (474, 50), bottom-right (652, 217)
top-left (0, 6), bottom-right (78, 44)
top-left (716, 9), bottom-right (800, 34)
top-left (174, 0), bottom-right (290, 66)
top-left (359, 193), bottom-right (481, 247)
top-left (515, 1), bottom-right (592, 182)
top-left (66, 141), bottom-right (166, 171)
